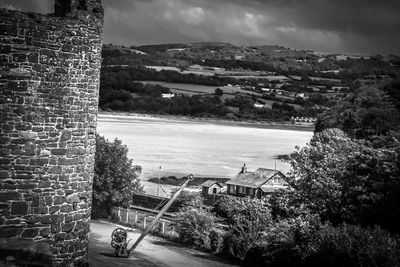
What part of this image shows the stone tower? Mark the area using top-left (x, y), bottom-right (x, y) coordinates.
top-left (0, 0), bottom-right (103, 265)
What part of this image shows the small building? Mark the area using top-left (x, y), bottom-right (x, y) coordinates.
top-left (201, 180), bottom-right (223, 196)
top-left (253, 103), bottom-right (265, 109)
top-left (226, 165), bottom-right (289, 199)
top-left (161, 93), bottom-right (175, 99)
top-left (295, 92), bottom-right (309, 100)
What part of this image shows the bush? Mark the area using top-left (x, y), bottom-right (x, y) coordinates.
top-left (172, 207), bottom-right (216, 248)
top-left (209, 228), bottom-right (225, 253)
top-left (243, 222), bottom-right (400, 267)
top-left (306, 224), bottom-right (400, 267)
top-left (217, 197), bottom-right (272, 260)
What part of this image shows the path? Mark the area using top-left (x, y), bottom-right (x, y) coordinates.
top-left (87, 220), bottom-right (237, 267)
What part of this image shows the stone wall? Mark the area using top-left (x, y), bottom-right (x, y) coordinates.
top-left (0, 1), bottom-right (103, 265)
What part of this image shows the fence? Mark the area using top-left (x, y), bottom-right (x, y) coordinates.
top-left (111, 206), bottom-right (175, 236)
top-left (131, 193), bottom-right (183, 212)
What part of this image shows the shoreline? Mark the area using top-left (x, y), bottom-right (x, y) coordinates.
top-left (98, 111), bottom-right (315, 132)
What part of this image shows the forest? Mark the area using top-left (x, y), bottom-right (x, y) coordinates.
top-left (99, 66), bottom-right (327, 121)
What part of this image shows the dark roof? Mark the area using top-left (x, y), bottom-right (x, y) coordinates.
top-left (226, 168), bottom-right (286, 188)
top-left (201, 180), bottom-right (223, 188)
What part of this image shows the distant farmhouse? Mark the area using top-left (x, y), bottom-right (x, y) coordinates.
top-left (226, 165), bottom-right (289, 199)
top-left (291, 116), bottom-right (317, 124)
top-left (253, 102), bottom-right (266, 109)
top-left (161, 93), bottom-right (175, 99)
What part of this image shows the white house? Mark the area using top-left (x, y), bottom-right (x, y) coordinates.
top-left (161, 93), bottom-right (175, 99)
top-left (253, 103), bottom-right (265, 109)
top-left (201, 180), bottom-right (223, 196)
top-left (226, 165), bottom-right (289, 199)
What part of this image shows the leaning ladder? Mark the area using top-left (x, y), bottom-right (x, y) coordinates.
top-left (127, 174), bottom-right (194, 253)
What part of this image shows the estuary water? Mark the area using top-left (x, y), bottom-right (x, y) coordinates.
top-left (97, 114), bottom-right (313, 182)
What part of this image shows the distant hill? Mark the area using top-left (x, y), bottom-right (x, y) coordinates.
top-left (102, 42), bottom-right (399, 78)
top-left (98, 42), bottom-right (400, 124)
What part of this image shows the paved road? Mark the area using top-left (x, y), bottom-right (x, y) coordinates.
top-left (88, 221), bottom-right (237, 267)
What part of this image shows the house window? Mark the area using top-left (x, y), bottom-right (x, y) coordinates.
top-left (213, 188), bottom-right (217, 194)
top-left (249, 188), bottom-right (253, 196)
top-left (273, 176), bottom-right (281, 184)
top-left (239, 186), bottom-right (246, 194)
top-left (229, 185), bottom-right (236, 194)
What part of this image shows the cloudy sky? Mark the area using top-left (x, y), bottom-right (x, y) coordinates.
top-left (3, 0), bottom-right (400, 55)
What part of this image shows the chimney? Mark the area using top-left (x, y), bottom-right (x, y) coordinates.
top-left (241, 163), bottom-right (247, 173)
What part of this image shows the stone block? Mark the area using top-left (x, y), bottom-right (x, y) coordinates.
top-left (54, 233), bottom-right (66, 242)
top-left (44, 197), bottom-right (53, 206)
top-left (33, 206), bottom-right (48, 215)
top-left (64, 215), bottom-right (73, 223)
top-left (0, 158), bottom-right (12, 165)
top-left (28, 52), bottom-right (39, 63)
top-left (0, 203), bottom-right (9, 210)
top-left (39, 227), bottom-right (51, 237)
top-left (22, 142), bottom-right (36, 156)
top-left (18, 183), bottom-right (38, 190)
top-left (15, 123), bottom-right (32, 131)
top-left (32, 194), bottom-right (40, 207)
top-left (31, 158), bottom-right (49, 166)
top-left (10, 201), bottom-right (28, 215)
top-left (49, 205), bottom-right (60, 214)
top-left (60, 130), bottom-right (72, 141)
top-left (53, 196), bottom-right (66, 205)
top-left (51, 214), bottom-right (64, 224)
top-left (38, 180), bottom-right (51, 188)
top-left (74, 221), bottom-right (84, 231)
top-left (5, 219), bottom-right (21, 225)
top-left (51, 223), bottom-right (61, 233)
top-left (51, 149), bottom-right (67, 155)
top-left (65, 232), bottom-right (76, 240)
top-left (21, 227), bottom-right (39, 239)
top-left (12, 53), bottom-right (27, 62)
top-left (60, 204), bottom-right (72, 213)
top-left (0, 226), bottom-right (23, 238)
top-left (62, 222), bottom-right (75, 233)
top-left (0, 171), bottom-right (11, 179)
top-left (0, 192), bottom-right (22, 202)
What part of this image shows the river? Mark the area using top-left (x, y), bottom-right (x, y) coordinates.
top-left (97, 114), bottom-right (313, 186)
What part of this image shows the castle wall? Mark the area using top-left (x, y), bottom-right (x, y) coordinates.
top-left (0, 2), bottom-right (103, 265)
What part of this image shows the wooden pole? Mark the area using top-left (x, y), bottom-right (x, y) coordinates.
top-left (128, 175), bottom-right (194, 253)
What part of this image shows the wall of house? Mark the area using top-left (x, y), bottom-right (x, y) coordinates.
top-left (0, 1), bottom-right (103, 265)
top-left (204, 184), bottom-right (221, 195)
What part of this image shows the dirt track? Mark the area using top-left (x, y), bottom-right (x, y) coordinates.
top-left (87, 220), bottom-right (237, 267)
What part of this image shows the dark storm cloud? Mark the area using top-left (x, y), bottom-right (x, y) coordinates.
top-left (3, 0), bottom-right (400, 54)
top-left (101, 0), bottom-right (400, 54)
top-left (0, 0), bottom-right (52, 13)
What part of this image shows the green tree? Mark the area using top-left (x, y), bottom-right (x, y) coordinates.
top-left (289, 128), bottom-right (400, 232)
top-left (315, 87), bottom-right (400, 139)
top-left (92, 134), bottom-right (143, 218)
top-left (215, 88), bottom-right (223, 96)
